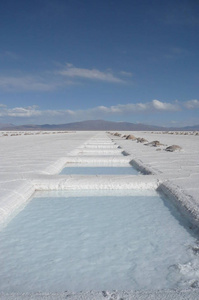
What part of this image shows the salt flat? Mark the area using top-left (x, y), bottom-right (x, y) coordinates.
top-left (0, 130), bottom-right (199, 300)
top-left (111, 131), bottom-right (199, 228)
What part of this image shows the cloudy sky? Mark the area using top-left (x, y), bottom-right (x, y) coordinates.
top-left (0, 0), bottom-right (199, 126)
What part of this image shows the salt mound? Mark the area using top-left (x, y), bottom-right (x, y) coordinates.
top-left (165, 145), bottom-right (182, 152)
top-left (126, 134), bottom-right (136, 140)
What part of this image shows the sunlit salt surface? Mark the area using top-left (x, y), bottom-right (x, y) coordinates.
top-left (0, 190), bottom-right (199, 292)
top-left (60, 166), bottom-right (139, 175)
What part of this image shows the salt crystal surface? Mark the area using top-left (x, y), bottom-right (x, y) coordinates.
top-left (0, 190), bottom-right (199, 292)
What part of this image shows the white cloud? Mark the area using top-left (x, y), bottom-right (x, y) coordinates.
top-left (96, 100), bottom-right (180, 114)
top-left (0, 76), bottom-right (58, 92)
top-left (152, 99), bottom-right (179, 111)
top-left (0, 99), bottom-right (185, 124)
top-left (93, 100), bottom-right (179, 115)
top-left (136, 103), bottom-right (148, 110)
top-left (184, 99), bottom-right (199, 109)
top-left (0, 106), bottom-right (42, 118)
top-left (0, 105), bottom-right (85, 121)
top-left (106, 103), bottom-right (148, 113)
top-left (58, 64), bottom-right (124, 83)
top-left (88, 100), bottom-right (180, 115)
top-left (44, 109), bottom-right (76, 117)
top-left (120, 71), bottom-right (133, 77)
top-left (0, 64), bottom-right (129, 92)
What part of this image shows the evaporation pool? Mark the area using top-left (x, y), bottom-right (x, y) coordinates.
top-left (0, 190), bottom-right (199, 292)
top-left (60, 165), bottom-right (139, 175)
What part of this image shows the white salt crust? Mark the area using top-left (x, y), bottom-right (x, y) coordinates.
top-left (0, 130), bottom-right (199, 299)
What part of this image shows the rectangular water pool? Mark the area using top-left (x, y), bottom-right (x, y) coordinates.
top-left (0, 190), bottom-right (199, 292)
top-left (60, 165), bottom-right (139, 175)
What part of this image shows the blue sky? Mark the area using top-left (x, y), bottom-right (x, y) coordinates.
top-left (0, 0), bottom-right (198, 126)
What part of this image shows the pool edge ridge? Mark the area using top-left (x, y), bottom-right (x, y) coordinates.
top-left (157, 181), bottom-right (199, 229)
top-left (32, 174), bottom-right (160, 191)
top-left (0, 180), bottom-right (35, 230)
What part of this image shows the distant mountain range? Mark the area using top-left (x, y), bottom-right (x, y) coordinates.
top-left (0, 120), bottom-right (199, 131)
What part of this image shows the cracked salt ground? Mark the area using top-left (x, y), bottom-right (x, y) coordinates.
top-left (0, 190), bottom-right (199, 292)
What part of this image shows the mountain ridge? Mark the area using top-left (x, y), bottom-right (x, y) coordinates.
top-left (0, 120), bottom-right (199, 131)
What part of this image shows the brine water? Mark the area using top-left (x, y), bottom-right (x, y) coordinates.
top-left (0, 190), bottom-right (199, 292)
top-left (60, 166), bottom-right (139, 175)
